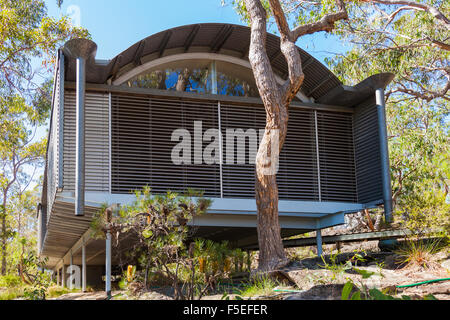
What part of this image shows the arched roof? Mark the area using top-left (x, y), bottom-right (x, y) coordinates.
top-left (64, 23), bottom-right (343, 101)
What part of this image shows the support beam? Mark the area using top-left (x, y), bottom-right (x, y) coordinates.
top-left (62, 39), bottom-right (97, 217)
top-left (75, 57), bottom-right (86, 217)
top-left (58, 228), bottom-right (93, 271)
top-left (62, 264), bottom-right (66, 288)
top-left (375, 88), bottom-right (393, 224)
top-left (69, 252), bottom-right (73, 289)
top-left (316, 229), bottom-right (323, 257)
top-left (57, 50), bottom-right (65, 189)
top-left (105, 231), bottom-right (112, 300)
top-left (82, 242), bottom-right (86, 292)
top-left (132, 40), bottom-right (146, 66)
top-left (105, 207), bottom-right (113, 300)
top-left (184, 25), bottom-right (200, 52)
top-left (158, 30), bottom-right (172, 58)
top-left (211, 26), bottom-right (234, 53)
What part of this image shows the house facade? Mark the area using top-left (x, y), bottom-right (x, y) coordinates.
top-left (38, 23), bottom-right (393, 288)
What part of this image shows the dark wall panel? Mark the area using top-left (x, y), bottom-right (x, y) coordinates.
top-left (353, 98), bottom-right (383, 203)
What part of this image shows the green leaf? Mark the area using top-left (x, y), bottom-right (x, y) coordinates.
top-left (341, 281), bottom-right (353, 300)
top-left (354, 268), bottom-right (377, 279)
top-left (369, 288), bottom-right (388, 300)
top-left (142, 229), bottom-right (153, 239)
top-left (351, 291), bottom-right (361, 300)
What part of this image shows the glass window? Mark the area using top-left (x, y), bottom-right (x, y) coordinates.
top-left (124, 59), bottom-right (260, 98)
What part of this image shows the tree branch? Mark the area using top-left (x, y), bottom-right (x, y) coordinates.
top-left (291, 0), bottom-right (348, 40)
top-left (363, 0), bottom-right (450, 30)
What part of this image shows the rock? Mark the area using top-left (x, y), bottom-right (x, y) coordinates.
top-left (441, 259), bottom-right (450, 272)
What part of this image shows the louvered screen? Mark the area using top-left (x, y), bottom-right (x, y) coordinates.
top-left (316, 111), bottom-right (357, 202)
top-left (111, 93), bottom-right (359, 203)
top-left (111, 94), bottom-right (221, 196)
top-left (220, 103), bottom-right (266, 198)
top-left (220, 104), bottom-right (319, 200)
top-left (63, 90), bottom-right (110, 192)
top-left (353, 98), bottom-right (383, 203)
top-left (278, 109), bottom-right (319, 200)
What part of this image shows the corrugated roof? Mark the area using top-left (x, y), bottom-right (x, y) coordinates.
top-left (64, 23), bottom-right (343, 101)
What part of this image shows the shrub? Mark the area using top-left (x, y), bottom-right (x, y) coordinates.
top-left (239, 276), bottom-right (280, 297)
top-left (0, 275), bottom-right (22, 288)
top-left (0, 287), bottom-right (25, 300)
top-left (395, 239), bottom-right (442, 269)
top-left (46, 286), bottom-right (72, 298)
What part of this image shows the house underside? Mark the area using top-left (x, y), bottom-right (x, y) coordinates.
top-left (38, 23), bottom-right (393, 288)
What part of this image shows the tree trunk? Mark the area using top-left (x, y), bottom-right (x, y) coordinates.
top-left (244, 0), bottom-right (290, 272)
top-left (255, 121), bottom-right (289, 271)
top-left (1, 198), bottom-right (7, 275)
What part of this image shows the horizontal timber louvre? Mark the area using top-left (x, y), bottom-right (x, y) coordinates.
top-left (110, 92), bottom-right (358, 202)
top-left (63, 90), bottom-right (109, 192)
top-left (111, 94), bottom-right (221, 196)
top-left (316, 111), bottom-right (357, 202)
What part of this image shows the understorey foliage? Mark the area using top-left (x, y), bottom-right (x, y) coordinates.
top-left (91, 187), bottom-right (247, 300)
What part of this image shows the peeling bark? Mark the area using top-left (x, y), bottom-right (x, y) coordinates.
top-left (244, 0), bottom-right (349, 272)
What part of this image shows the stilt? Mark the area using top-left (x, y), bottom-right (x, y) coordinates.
top-left (316, 229), bottom-right (323, 257)
top-left (82, 242), bottom-right (86, 292)
top-left (62, 264), bottom-right (66, 288)
top-left (105, 228), bottom-right (112, 299)
top-left (69, 251), bottom-right (73, 290)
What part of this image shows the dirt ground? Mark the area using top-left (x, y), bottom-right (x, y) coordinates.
top-left (53, 239), bottom-right (450, 301)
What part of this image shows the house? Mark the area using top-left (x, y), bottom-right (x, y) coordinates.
top-left (38, 23), bottom-right (393, 289)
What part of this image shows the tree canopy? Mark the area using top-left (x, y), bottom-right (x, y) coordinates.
top-left (0, 0), bottom-right (90, 275)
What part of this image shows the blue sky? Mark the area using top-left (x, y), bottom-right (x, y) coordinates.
top-left (45, 0), bottom-right (347, 64)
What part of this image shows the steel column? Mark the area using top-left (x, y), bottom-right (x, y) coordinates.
top-left (316, 229), bottom-right (323, 257)
top-left (62, 264), bottom-right (66, 288)
top-left (82, 242), bottom-right (86, 292)
top-left (62, 38), bottom-right (97, 216)
top-left (105, 230), bottom-right (112, 299)
top-left (75, 56), bottom-right (86, 216)
top-left (69, 252), bottom-right (73, 289)
top-left (57, 50), bottom-right (65, 190)
top-left (375, 88), bottom-right (393, 223)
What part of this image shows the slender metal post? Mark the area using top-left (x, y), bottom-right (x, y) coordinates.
top-left (316, 229), bottom-right (323, 257)
top-left (62, 39), bottom-right (97, 217)
top-left (105, 231), bottom-right (111, 299)
top-left (82, 241), bottom-right (86, 292)
top-left (375, 88), bottom-right (393, 223)
top-left (57, 50), bottom-right (65, 190)
top-left (105, 207), bottom-right (112, 300)
top-left (75, 56), bottom-right (86, 216)
top-left (69, 251), bottom-right (73, 290)
top-left (62, 264), bottom-right (66, 288)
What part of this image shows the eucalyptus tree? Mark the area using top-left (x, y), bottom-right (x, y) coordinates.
top-left (0, 0), bottom-right (89, 275)
top-left (226, 0), bottom-right (449, 271)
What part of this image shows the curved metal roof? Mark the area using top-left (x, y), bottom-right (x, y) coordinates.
top-left (64, 23), bottom-right (343, 101)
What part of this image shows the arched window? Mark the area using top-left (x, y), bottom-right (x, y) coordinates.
top-left (124, 59), bottom-right (260, 97)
